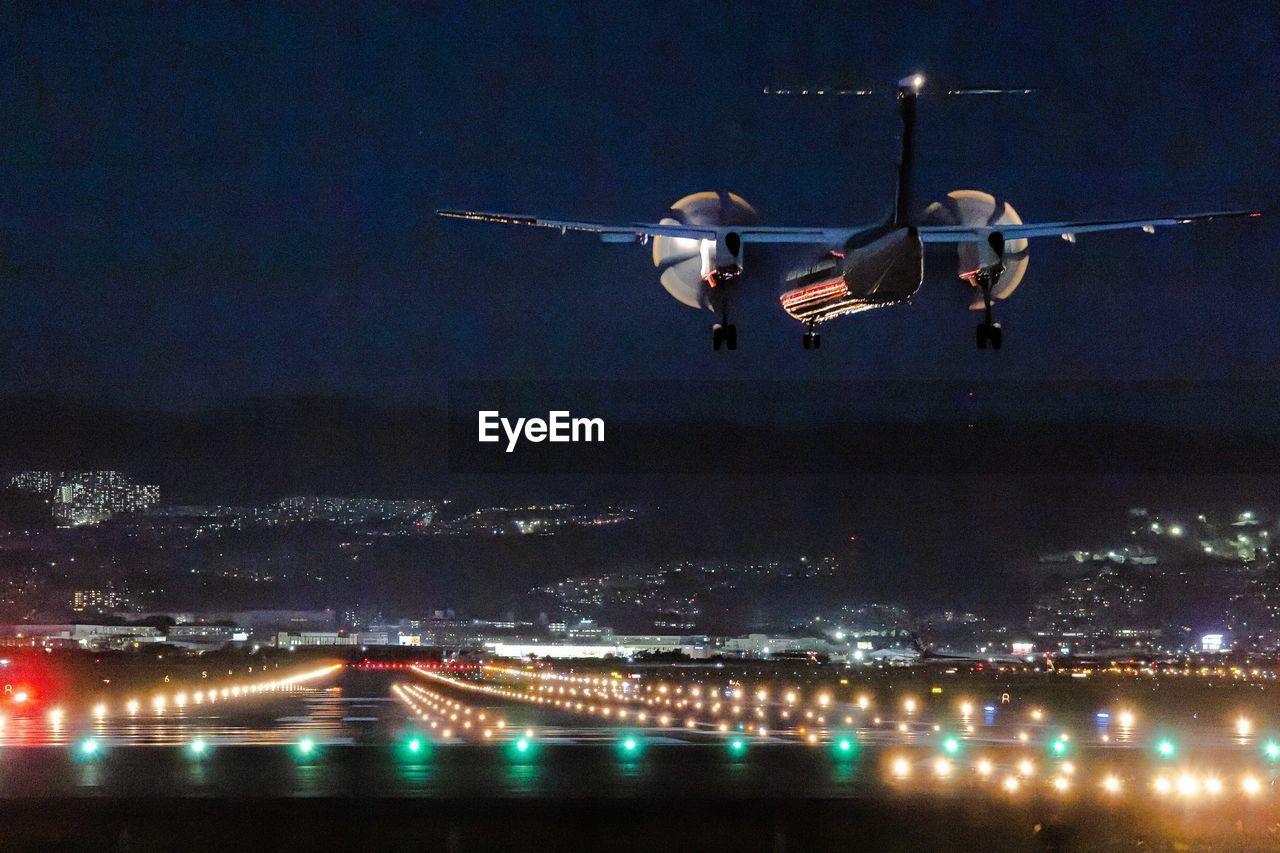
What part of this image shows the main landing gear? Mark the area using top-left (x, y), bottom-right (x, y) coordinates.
top-left (975, 317), bottom-right (1002, 350)
top-left (970, 231), bottom-right (1006, 351)
top-left (802, 320), bottom-right (822, 350)
top-left (711, 283), bottom-right (738, 351)
top-left (712, 322), bottom-right (737, 351)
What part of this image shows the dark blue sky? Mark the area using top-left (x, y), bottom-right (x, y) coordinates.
top-left (1, 2), bottom-right (1276, 413)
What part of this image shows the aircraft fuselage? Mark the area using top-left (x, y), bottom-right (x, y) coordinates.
top-left (779, 227), bottom-right (923, 325)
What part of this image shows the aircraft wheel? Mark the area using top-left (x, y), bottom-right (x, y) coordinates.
top-left (812, 332), bottom-right (821, 349)
top-left (725, 324), bottom-right (738, 351)
top-left (712, 324), bottom-right (724, 351)
top-left (802, 332), bottom-right (812, 350)
top-left (989, 323), bottom-right (1003, 350)
top-left (976, 323), bottom-right (988, 350)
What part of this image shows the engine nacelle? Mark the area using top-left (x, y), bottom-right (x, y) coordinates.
top-left (651, 192), bottom-right (757, 309)
top-left (924, 190), bottom-right (1029, 309)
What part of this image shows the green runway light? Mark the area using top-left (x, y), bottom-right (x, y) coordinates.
top-left (942, 737), bottom-right (960, 755)
top-left (622, 737), bottom-right (637, 752)
top-left (407, 738), bottom-right (422, 754)
top-left (297, 738), bottom-right (315, 755)
top-left (728, 738), bottom-right (746, 754)
top-left (515, 737), bottom-right (530, 753)
top-left (1156, 739), bottom-right (1176, 758)
top-left (838, 738), bottom-right (854, 752)
top-left (190, 739), bottom-right (207, 756)
top-left (1050, 739), bottom-right (1068, 756)
top-left (1264, 741), bottom-right (1280, 760)
top-left (79, 739), bottom-right (98, 756)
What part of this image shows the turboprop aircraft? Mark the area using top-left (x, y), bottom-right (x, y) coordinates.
top-left (439, 75), bottom-right (1260, 351)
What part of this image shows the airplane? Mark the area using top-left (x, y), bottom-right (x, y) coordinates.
top-left (438, 74), bottom-right (1261, 352)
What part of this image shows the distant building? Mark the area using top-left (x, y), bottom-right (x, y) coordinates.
top-left (71, 588), bottom-right (130, 612)
top-left (167, 625), bottom-right (245, 645)
top-left (275, 631), bottom-right (357, 648)
top-left (8, 470), bottom-right (159, 526)
top-left (0, 623), bottom-right (163, 650)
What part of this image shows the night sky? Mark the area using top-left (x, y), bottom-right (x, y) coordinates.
top-left (1, 2), bottom-right (1277, 610)
top-left (1, 2), bottom-right (1276, 411)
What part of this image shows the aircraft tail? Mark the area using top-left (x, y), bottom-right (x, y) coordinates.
top-left (892, 75), bottom-right (924, 227)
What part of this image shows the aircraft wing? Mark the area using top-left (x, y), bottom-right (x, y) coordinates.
top-left (437, 209), bottom-right (862, 244)
top-left (438, 209), bottom-right (717, 240)
top-left (918, 209), bottom-right (1261, 242)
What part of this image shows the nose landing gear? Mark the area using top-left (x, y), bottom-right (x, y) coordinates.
top-left (802, 320), bottom-right (822, 350)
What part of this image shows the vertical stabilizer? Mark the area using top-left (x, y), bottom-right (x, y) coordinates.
top-left (893, 74), bottom-right (924, 226)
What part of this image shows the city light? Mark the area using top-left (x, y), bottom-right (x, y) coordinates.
top-left (1102, 775), bottom-right (1122, 793)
